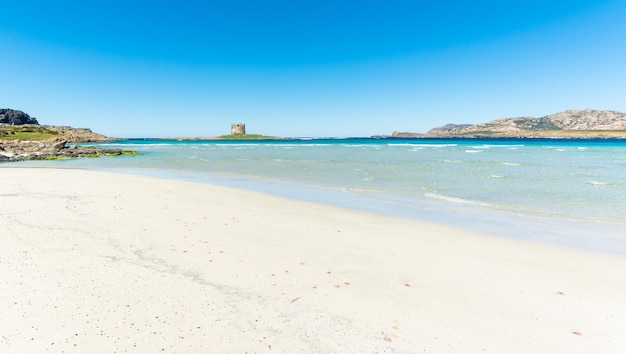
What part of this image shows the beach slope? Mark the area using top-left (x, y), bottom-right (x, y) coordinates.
top-left (2, 168), bottom-right (626, 353)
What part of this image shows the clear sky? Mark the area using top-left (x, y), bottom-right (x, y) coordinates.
top-left (1, 0), bottom-right (625, 138)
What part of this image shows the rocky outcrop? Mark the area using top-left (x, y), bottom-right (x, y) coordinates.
top-left (0, 109), bottom-right (39, 125)
top-left (425, 124), bottom-right (472, 135)
top-left (1, 124), bottom-right (114, 143)
top-left (0, 139), bottom-right (131, 162)
top-left (392, 131), bottom-right (424, 138)
top-left (426, 109), bottom-right (626, 137)
top-left (1, 108), bottom-right (114, 142)
top-left (0, 108), bottom-right (130, 162)
top-left (42, 125), bottom-right (113, 142)
top-left (542, 110), bottom-right (626, 130)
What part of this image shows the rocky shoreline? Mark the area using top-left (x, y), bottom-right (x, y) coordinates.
top-left (0, 139), bottom-right (133, 162)
top-left (1, 108), bottom-right (134, 162)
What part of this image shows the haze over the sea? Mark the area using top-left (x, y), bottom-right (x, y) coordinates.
top-left (1, 1), bottom-right (625, 137)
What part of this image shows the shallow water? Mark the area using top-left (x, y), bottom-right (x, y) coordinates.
top-left (8, 137), bottom-right (626, 255)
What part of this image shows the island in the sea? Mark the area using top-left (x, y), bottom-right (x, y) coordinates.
top-left (392, 109), bottom-right (626, 138)
top-left (171, 123), bottom-right (279, 140)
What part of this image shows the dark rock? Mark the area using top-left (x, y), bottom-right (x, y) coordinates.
top-left (0, 109), bottom-right (39, 125)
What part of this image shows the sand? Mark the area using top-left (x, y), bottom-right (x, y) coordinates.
top-left (2, 168), bottom-right (626, 353)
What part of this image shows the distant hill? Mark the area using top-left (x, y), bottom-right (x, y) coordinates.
top-left (423, 124), bottom-right (472, 135)
top-left (425, 109), bottom-right (626, 137)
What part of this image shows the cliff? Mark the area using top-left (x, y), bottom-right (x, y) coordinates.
top-left (425, 109), bottom-right (626, 137)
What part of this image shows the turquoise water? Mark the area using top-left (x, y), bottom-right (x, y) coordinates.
top-left (8, 137), bottom-right (626, 254)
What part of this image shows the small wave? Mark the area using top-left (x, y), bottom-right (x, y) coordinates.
top-left (466, 144), bottom-right (526, 149)
top-left (387, 143), bottom-right (458, 148)
top-left (215, 143), bottom-right (329, 147)
top-left (424, 192), bottom-right (489, 206)
top-left (294, 144), bottom-right (335, 147)
top-left (341, 187), bottom-right (370, 193)
top-left (387, 143), bottom-right (415, 147)
top-left (490, 175), bottom-right (504, 178)
top-left (101, 143), bottom-right (171, 147)
top-left (587, 181), bottom-right (615, 186)
top-left (215, 144), bottom-right (260, 147)
top-left (465, 150), bottom-right (483, 153)
top-left (441, 159), bottom-right (461, 163)
top-left (502, 162), bottom-right (520, 166)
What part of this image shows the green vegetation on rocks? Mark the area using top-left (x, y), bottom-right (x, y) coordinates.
top-left (38, 150), bottom-right (139, 161)
top-left (0, 108), bottom-right (133, 162)
top-left (0, 125), bottom-right (59, 140)
top-left (0, 139), bottom-right (139, 162)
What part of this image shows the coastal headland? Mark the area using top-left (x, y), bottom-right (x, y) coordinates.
top-left (0, 109), bottom-right (134, 162)
top-left (393, 109), bottom-right (626, 138)
top-left (2, 168), bottom-right (626, 353)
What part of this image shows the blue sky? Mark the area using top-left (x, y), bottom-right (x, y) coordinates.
top-left (1, 0), bottom-right (625, 138)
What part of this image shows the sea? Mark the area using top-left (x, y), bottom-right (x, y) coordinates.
top-left (8, 137), bottom-right (626, 255)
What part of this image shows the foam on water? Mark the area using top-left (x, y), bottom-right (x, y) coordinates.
top-left (424, 192), bottom-right (491, 206)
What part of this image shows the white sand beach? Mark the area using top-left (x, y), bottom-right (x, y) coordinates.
top-left (2, 168), bottom-right (626, 353)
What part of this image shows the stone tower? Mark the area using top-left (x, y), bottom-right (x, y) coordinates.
top-left (231, 123), bottom-right (246, 135)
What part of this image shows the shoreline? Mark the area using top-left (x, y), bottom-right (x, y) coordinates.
top-left (35, 163), bottom-right (626, 257)
top-left (3, 167), bottom-right (626, 353)
top-left (6, 162), bottom-right (626, 257)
